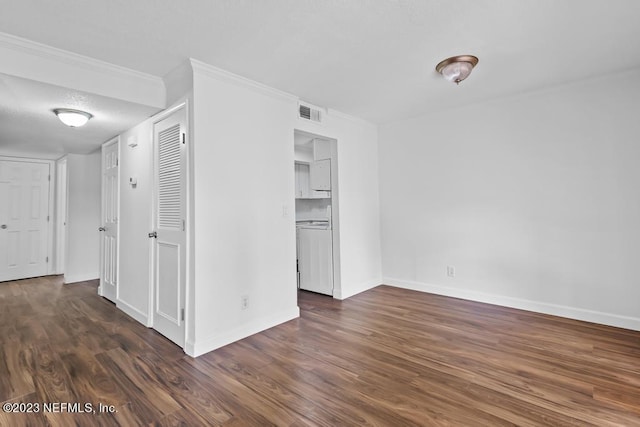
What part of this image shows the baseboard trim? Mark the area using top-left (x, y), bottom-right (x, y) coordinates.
top-left (186, 306), bottom-right (300, 357)
top-left (63, 274), bottom-right (99, 284)
top-left (334, 278), bottom-right (381, 300)
top-left (384, 277), bottom-right (640, 332)
top-left (116, 299), bottom-right (149, 326)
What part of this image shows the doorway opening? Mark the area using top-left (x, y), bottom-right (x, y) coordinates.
top-left (293, 130), bottom-right (340, 299)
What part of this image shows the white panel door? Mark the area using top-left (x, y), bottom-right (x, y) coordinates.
top-left (298, 228), bottom-right (333, 296)
top-left (0, 160), bottom-right (50, 282)
top-left (100, 139), bottom-right (119, 302)
top-left (152, 107), bottom-right (186, 347)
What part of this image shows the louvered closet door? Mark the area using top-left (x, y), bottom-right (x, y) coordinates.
top-left (153, 107), bottom-right (187, 347)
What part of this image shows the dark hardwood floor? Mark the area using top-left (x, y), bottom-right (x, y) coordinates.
top-left (1, 276), bottom-right (639, 426)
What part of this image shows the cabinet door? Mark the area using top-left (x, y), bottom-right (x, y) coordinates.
top-left (298, 228), bottom-right (333, 296)
top-left (313, 139), bottom-right (331, 160)
top-left (310, 159), bottom-right (331, 191)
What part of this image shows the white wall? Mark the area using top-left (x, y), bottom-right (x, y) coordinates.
top-left (294, 145), bottom-right (314, 162)
top-left (64, 151), bottom-right (101, 283)
top-left (296, 112), bottom-right (383, 300)
top-left (116, 123), bottom-right (154, 324)
top-left (105, 60), bottom-right (383, 357)
top-left (188, 62), bottom-right (300, 356)
top-left (379, 69), bottom-right (640, 331)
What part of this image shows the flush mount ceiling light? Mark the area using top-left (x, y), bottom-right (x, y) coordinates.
top-left (436, 55), bottom-right (479, 85)
top-left (53, 108), bottom-right (93, 127)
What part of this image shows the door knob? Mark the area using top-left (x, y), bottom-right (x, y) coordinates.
top-left (148, 231), bottom-right (157, 238)
top-left (98, 227), bottom-right (106, 231)
top-left (0, 224), bottom-right (7, 229)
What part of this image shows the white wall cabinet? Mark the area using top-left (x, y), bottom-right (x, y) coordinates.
top-left (313, 139), bottom-right (331, 160)
top-left (298, 228), bottom-right (333, 295)
top-left (295, 161), bottom-right (330, 199)
top-left (310, 159), bottom-right (331, 191)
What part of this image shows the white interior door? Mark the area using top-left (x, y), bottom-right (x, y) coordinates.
top-left (0, 160), bottom-right (51, 282)
top-left (100, 139), bottom-right (119, 302)
top-left (152, 107), bottom-right (186, 346)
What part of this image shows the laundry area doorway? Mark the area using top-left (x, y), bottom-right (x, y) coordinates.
top-left (293, 130), bottom-right (340, 298)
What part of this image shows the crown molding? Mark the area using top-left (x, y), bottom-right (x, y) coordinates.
top-left (190, 58), bottom-right (297, 103)
top-left (327, 108), bottom-right (376, 128)
top-left (0, 32), bottom-right (162, 83)
top-left (0, 31), bottom-right (165, 108)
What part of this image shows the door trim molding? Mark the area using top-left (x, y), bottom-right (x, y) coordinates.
top-left (54, 156), bottom-right (68, 275)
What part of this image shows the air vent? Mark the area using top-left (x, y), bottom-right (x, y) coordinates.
top-left (298, 103), bottom-right (322, 123)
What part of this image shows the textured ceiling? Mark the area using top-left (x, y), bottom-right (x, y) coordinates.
top-left (0, 73), bottom-right (158, 156)
top-left (1, 0), bottom-right (640, 155)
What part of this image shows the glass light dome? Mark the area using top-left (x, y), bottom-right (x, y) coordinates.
top-left (53, 108), bottom-right (93, 127)
top-left (436, 55), bottom-right (479, 85)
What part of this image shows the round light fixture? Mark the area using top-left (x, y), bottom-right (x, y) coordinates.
top-left (53, 108), bottom-right (93, 127)
top-left (436, 55), bottom-right (479, 85)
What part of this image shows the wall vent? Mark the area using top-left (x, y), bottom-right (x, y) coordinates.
top-left (298, 103), bottom-right (322, 123)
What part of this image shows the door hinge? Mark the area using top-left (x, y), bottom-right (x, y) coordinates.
top-left (182, 133), bottom-right (186, 144)
top-left (116, 158), bottom-right (119, 166)
top-left (182, 219), bottom-right (185, 231)
top-left (181, 308), bottom-right (185, 321)
top-left (45, 256), bottom-right (49, 263)
top-left (47, 215), bottom-right (50, 222)
top-left (48, 174), bottom-right (51, 181)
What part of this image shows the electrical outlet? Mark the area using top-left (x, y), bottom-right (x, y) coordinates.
top-left (241, 295), bottom-right (249, 310)
top-left (447, 265), bottom-right (456, 278)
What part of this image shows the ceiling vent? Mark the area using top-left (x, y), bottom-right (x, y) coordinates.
top-left (298, 102), bottom-right (322, 123)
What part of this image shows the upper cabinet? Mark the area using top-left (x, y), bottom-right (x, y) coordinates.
top-left (310, 159), bottom-right (330, 191)
top-left (295, 160), bottom-right (330, 199)
top-left (313, 139), bottom-right (331, 160)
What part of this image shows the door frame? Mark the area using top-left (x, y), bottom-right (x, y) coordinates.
top-left (54, 156), bottom-right (68, 275)
top-left (148, 100), bottom-right (191, 347)
top-left (0, 155), bottom-right (56, 278)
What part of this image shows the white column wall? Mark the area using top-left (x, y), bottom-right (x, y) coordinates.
top-left (188, 64), bottom-right (300, 356)
top-left (64, 151), bottom-right (101, 284)
top-left (116, 122), bottom-right (154, 324)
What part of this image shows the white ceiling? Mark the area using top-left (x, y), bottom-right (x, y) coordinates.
top-left (1, 0), bottom-right (640, 155)
top-left (0, 73), bottom-right (158, 157)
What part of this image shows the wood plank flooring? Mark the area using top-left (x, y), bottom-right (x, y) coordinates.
top-left (1, 276), bottom-right (639, 426)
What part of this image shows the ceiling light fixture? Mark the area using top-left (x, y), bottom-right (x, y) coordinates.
top-left (436, 55), bottom-right (479, 85)
top-left (53, 108), bottom-right (93, 127)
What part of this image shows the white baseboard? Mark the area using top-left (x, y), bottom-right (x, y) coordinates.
top-left (334, 278), bottom-right (381, 300)
top-left (116, 299), bottom-right (149, 326)
top-left (63, 274), bottom-right (99, 284)
top-left (384, 277), bottom-right (640, 332)
top-left (185, 306), bottom-right (300, 357)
